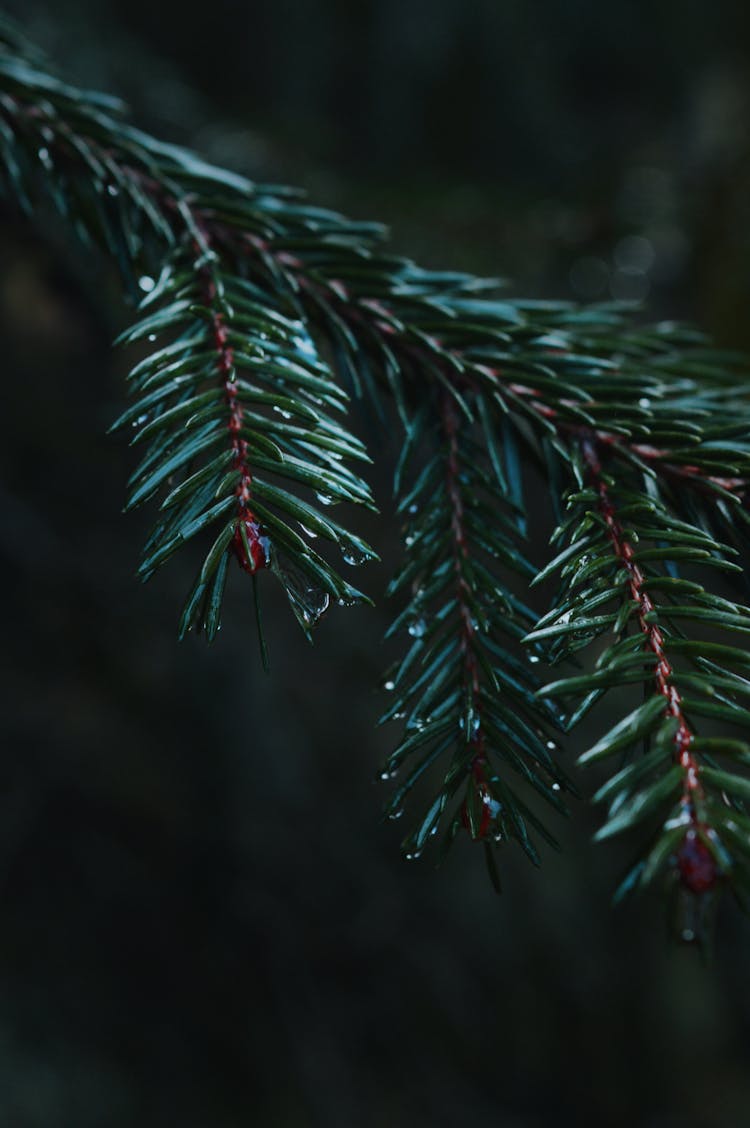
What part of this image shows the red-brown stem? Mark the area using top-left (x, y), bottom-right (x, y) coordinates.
top-left (1, 94), bottom-right (263, 564)
top-left (581, 438), bottom-right (703, 818)
top-left (5, 92), bottom-right (743, 555)
top-left (441, 391), bottom-right (493, 835)
top-left (193, 236), bottom-right (267, 572)
top-left (312, 280), bottom-right (746, 499)
top-left (9, 91), bottom-right (745, 503)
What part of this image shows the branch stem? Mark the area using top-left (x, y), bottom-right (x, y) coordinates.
top-left (441, 391), bottom-right (492, 832)
top-left (581, 438), bottom-right (702, 819)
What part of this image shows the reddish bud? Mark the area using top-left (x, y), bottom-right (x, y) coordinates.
top-left (677, 831), bottom-right (717, 894)
top-left (233, 517), bottom-right (270, 573)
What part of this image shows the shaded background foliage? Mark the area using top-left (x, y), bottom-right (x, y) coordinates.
top-left (1, 1), bottom-right (750, 1125)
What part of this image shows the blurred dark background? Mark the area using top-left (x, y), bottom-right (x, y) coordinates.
top-left (1, 2), bottom-right (750, 1125)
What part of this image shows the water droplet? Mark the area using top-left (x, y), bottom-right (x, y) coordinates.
top-left (107, 183), bottom-right (119, 197)
top-left (405, 534), bottom-right (416, 548)
top-left (315, 493), bottom-right (334, 507)
top-left (273, 405), bottom-right (293, 420)
top-left (383, 680), bottom-right (395, 692)
top-left (298, 523), bottom-right (318, 539)
top-left (638, 397), bottom-right (651, 409)
top-left (404, 850), bottom-right (422, 861)
top-left (147, 333), bottom-right (157, 342)
top-left (546, 740), bottom-right (557, 751)
top-left (552, 782), bottom-right (562, 792)
top-left (37, 146), bottom-right (51, 166)
top-left (138, 275), bottom-right (155, 293)
top-left (341, 544), bottom-right (372, 567)
top-left (407, 504), bottom-right (418, 515)
top-left (492, 830), bottom-right (504, 843)
top-left (379, 768), bottom-right (397, 781)
top-left (298, 591), bottom-right (329, 625)
top-left (681, 928), bottom-right (696, 943)
top-left (408, 619), bottom-right (426, 638)
top-left (665, 807), bottom-right (694, 830)
top-left (280, 561), bottom-right (331, 629)
top-left (388, 808), bottom-right (404, 821)
top-left (529, 655), bottom-right (540, 664)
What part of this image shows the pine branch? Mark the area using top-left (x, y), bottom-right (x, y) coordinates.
top-left (0, 30), bottom-right (380, 646)
top-left (528, 436), bottom-right (750, 925)
top-left (114, 231), bottom-right (377, 647)
top-left (3, 18), bottom-right (750, 931)
top-left (380, 385), bottom-right (572, 884)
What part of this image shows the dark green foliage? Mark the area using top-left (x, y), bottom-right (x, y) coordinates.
top-left (2, 15), bottom-right (750, 935)
top-left (113, 241), bottom-right (376, 645)
top-left (380, 390), bottom-right (571, 875)
top-left (529, 462), bottom-right (750, 913)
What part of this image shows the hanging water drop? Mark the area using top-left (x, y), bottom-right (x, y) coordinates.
top-left (383, 680), bottom-right (395, 692)
top-left (296, 590), bottom-right (330, 627)
top-left (482, 794), bottom-right (502, 818)
top-left (315, 492), bottom-right (335, 507)
top-left (336, 594), bottom-right (358, 607)
top-left (388, 808), bottom-right (404, 821)
top-left (341, 543), bottom-right (372, 567)
top-left (408, 618), bottom-right (426, 638)
top-left (138, 275), bottom-right (155, 293)
top-left (277, 558), bottom-right (332, 629)
top-left (147, 333), bottom-right (157, 342)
